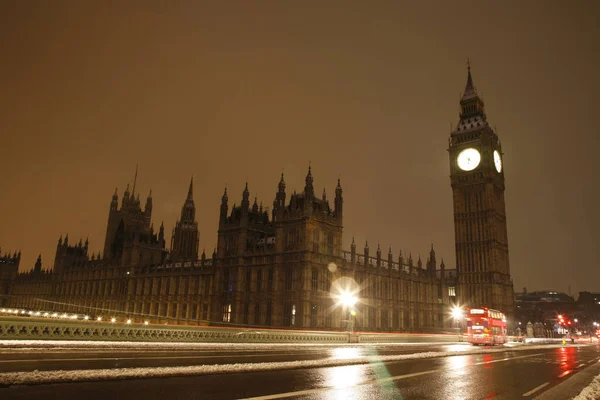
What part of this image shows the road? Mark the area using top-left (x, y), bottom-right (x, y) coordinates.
top-left (0, 341), bottom-right (599, 399)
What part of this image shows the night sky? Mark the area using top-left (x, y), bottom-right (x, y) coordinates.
top-left (1, 2), bottom-right (598, 296)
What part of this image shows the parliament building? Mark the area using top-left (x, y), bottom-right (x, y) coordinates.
top-left (0, 67), bottom-right (514, 331)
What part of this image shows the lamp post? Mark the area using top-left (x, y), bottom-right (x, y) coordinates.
top-left (452, 306), bottom-right (463, 342)
top-left (340, 291), bottom-right (358, 333)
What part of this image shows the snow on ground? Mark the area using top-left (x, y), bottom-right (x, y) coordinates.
top-left (573, 371), bottom-right (600, 400)
top-left (0, 343), bottom-right (586, 386)
top-left (0, 340), bottom-right (453, 353)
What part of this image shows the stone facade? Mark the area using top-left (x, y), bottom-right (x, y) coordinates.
top-left (3, 168), bottom-right (458, 331)
top-left (448, 65), bottom-right (515, 317)
top-left (0, 250), bottom-right (20, 307)
top-left (2, 68), bottom-right (524, 331)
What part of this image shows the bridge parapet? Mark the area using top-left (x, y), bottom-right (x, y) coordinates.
top-left (0, 316), bottom-right (348, 343)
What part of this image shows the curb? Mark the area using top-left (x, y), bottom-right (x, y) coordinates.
top-left (534, 361), bottom-right (600, 399)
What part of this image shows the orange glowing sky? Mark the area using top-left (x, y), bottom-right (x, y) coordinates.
top-left (1, 1), bottom-right (598, 295)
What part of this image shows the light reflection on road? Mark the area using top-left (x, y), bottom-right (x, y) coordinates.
top-left (442, 344), bottom-right (475, 353)
top-left (318, 364), bottom-right (368, 400)
top-left (330, 347), bottom-right (362, 360)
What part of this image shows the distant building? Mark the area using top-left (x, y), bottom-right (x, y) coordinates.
top-left (0, 249), bottom-right (20, 307)
top-left (515, 290), bottom-right (575, 324)
top-left (576, 291), bottom-right (600, 327)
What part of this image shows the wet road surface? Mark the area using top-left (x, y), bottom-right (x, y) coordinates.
top-left (0, 342), bottom-right (598, 399)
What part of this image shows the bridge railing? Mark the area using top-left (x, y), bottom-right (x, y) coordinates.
top-left (0, 316), bottom-right (348, 343)
top-left (0, 316), bottom-right (467, 344)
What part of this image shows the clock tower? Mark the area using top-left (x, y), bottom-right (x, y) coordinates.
top-left (448, 64), bottom-right (515, 318)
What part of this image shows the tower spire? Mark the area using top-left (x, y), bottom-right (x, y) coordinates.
top-left (187, 176), bottom-right (194, 201)
top-left (131, 164), bottom-right (138, 198)
top-left (462, 58), bottom-right (477, 100)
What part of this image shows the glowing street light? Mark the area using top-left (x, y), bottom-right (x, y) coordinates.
top-left (126, 319), bottom-right (132, 324)
top-left (340, 291), bottom-right (358, 308)
top-left (110, 317), bottom-right (116, 323)
top-left (452, 306), bottom-right (463, 341)
top-left (451, 306), bottom-right (463, 320)
top-left (97, 317), bottom-right (102, 322)
top-left (144, 321), bottom-right (149, 326)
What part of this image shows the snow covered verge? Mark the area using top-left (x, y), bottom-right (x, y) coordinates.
top-left (0, 343), bottom-right (586, 386)
top-left (0, 340), bottom-right (452, 353)
top-left (572, 372), bottom-right (600, 400)
top-left (0, 339), bottom-right (579, 351)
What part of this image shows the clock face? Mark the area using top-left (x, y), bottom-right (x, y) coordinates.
top-left (493, 150), bottom-right (502, 173)
top-left (457, 148), bottom-right (481, 171)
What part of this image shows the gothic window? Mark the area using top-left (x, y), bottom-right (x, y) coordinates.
top-left (183, 278), bottom-right (189, 295)
top-left (283, 302), bottom-right (291, 325)
top-left (268, 269), bottom-right (274, 291)
top-left (193, 277), bottom-right (199, 294)
top-left (222, 304), bottom-right (231, 322)
top-left (254, 303), bottom-right (260, 325)
top-left (165, 278), bottom-right (170, 295)
top-left (382, 310), bottom-right (388, 330)
top-left (257, 270), bottom-right (262, 291)
top-left (284, 267), bottom-right (293, 290)
top-left (222, 268), bottom-right (230, 293)
top-left (204, 277), bottom-right (210, 295)
top-left (266, 302), bottom-right (272, 325)
top-left (181, 304), bottom-right (187, 320)
top-left (310, 304), bottom-right (318, 327)
top-left (246, 269), bottom-right (252, 292)
top-left (171, 304), bottom-right (177, 318)
top-left (243, 302), bottom-right (249, 325)
top-left (327, 232), bottom-right (334, 255)
top-left (312, 270), bottom-right (319, 291)
top-left (448, 286), bottom-right (456, 297)
top-left (191, 304), bottom-right (197, 320)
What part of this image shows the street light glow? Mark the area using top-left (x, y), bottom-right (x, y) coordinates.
top-left (340, 291), bottom-right (358, 307)
top-left (330, 277), bottom-right (360, 309)
top-left (452, 306), bottom-right (463, 320)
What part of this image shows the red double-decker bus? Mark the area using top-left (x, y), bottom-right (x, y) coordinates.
top-left (466, 307), bottom-right (507, 345)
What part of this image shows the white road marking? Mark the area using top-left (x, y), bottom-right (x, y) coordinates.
top-left (241, 369), bottom-right (437, 400)
top-left (522, 382), bottom-right (549, 397)
top-left (577, 363), bottom-right (586, 368)
top-left (558, 370), bottom-right (572, 378)
top-left (240, 353), bottom-right (544, 400)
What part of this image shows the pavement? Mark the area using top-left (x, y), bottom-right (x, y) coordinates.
top-left (0, 341), bottom-right (599, 399)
